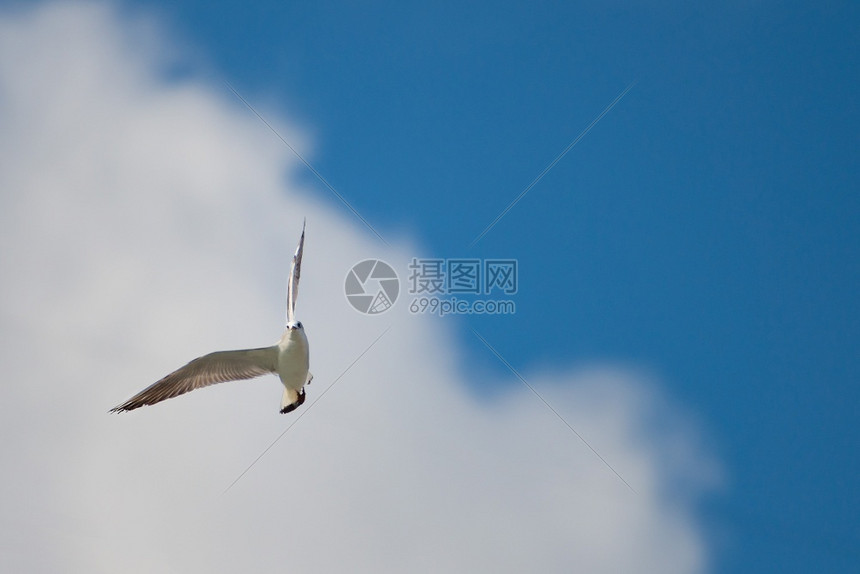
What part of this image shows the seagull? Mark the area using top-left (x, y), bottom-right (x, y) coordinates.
top-left (111, 221), bottom-right (312, 414)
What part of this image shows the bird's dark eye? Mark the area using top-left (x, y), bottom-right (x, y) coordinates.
top-left (297, 322), bottom-right (303, 328)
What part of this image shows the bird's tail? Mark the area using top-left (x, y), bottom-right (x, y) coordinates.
top-left (280, 387), bottom-right (305, 414)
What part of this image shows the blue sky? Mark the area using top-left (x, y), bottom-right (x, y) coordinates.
top-left (1, 1), bottom-right (857, 572)
top-left (135, 3), bottom-right (859, 570)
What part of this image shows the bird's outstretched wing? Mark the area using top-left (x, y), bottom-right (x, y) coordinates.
top-left (110, 347), bottom-right (279, 412)
top-left (287, 219), bottom-right (306, 324)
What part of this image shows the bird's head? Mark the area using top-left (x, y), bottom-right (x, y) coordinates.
top-left (286, 321), bottom-right (304, 331)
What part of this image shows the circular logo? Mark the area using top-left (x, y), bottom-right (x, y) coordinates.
top-left (345, 259), bottom-right (400, 315)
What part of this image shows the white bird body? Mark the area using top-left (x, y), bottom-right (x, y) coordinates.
top-left (111, 221), bottom-right (312, 414)
top-left (276, 323), bottom-right (312, 411)
top-left (277, 327), bottom-right (310, 389)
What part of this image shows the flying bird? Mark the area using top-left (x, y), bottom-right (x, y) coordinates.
top-left (111, 221), bottom-right (312, 414)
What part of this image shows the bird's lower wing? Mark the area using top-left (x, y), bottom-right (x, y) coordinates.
top-left (110, 346), bottom-right (279, 412)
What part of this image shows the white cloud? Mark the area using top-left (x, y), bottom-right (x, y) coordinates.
top-left (0, 3), bottom-right (720, 573)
